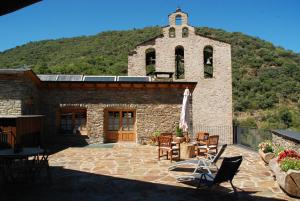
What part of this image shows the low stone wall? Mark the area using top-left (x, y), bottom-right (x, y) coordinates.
top-left (272, 131), bottom-right (300, 153)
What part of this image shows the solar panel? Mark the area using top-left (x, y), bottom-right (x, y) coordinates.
top-left (37, 74), bottom-right (58, 81)
top-left (117, 76), bottom-right (151, 82)
top-left (83, 76), bottom-right (116, 82)
top-left (57, 75), bottom-right (83, 81)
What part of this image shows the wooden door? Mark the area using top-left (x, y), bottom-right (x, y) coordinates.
top-left (105, 110), bottom-right (136, 142)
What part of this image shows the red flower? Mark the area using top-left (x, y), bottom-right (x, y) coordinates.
top-left (277, 150), bottom-right (300, 163)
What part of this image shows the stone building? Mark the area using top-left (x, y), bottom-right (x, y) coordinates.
top-left (128, 9), bottom-right (233, 143)
top-left (0, 9), bottom-right (232, 145)
top-left (0, 69), bottom-right (196, 145)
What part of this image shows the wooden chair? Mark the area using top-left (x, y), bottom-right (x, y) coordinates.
top-left (160, 132), bottom-right (173, 137)
top-left (198, 135), bottom-right (219, 156)
top-left (196, 132), bottom-right (209, 146)
top-left (158, 136), bottom-right (180, 162)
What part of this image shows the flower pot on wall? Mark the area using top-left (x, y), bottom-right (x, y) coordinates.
top-left (258, 149), bottom-right (275, 164)
top-left (269, 158), bottom-right (300, 198)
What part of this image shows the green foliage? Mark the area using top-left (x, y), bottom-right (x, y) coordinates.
top-left (152, 131), bottom-right (161, 137)
top-left (238, 117), bottom-right (257, 128)
top-left (1, 26), bottom-right (300, 130)
top-left (175, 125), bottom-right (183, 137)
top-left (274, 146), bottom-right (285, 156)
top-left (280, 158), bottom-right (300, 172)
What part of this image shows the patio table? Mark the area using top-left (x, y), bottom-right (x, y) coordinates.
top-left (0, 147), bottom-right (44, 182)
top-left (0, 147), bottom-right (44, 159)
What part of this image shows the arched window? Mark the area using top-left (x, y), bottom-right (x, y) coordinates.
top-left (145, 48), bottom-right (156, 75)
top-left (204, 46), bottom-right (213, 78)
top-left (169, 27), bottom-right (175, 38)
top-left (175, 46), bottom-right (184, 79)
top-left (176, 15), bottom-right (182, 25)
top-left (182, 27), bottom-right (189, 38)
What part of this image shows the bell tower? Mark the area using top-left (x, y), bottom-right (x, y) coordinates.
top-left (168, 8), bottom-right (188, 26)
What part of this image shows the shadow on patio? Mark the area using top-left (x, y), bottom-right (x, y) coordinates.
top-left (0, 166), bottom-right (286, 201)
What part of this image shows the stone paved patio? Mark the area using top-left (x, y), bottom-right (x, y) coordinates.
top-left (1, 144), bottom-right (298, 201)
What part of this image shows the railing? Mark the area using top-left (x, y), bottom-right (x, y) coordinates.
top-left (233, 127), bottom-right (272, 150)
top-left (0, 130), bottom-right (16, 148)
top-left (193, 125), bottom-right (233, 145)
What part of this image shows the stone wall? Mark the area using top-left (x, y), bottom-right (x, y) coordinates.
top-left (0, 74), bottom-right (40, 115)
top-left (272, 132), bottom-right (300, 153)
top-left (128, 10), bottom-right (233, 143)
top-left (40, 87), bottom-right (191, 143)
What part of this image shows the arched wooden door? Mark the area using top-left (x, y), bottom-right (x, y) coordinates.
top-left (105, 109), bottom-right (136, 142)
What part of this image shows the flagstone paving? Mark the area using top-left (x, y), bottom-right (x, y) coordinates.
top-left (1, 144), bottom-right (298, 201)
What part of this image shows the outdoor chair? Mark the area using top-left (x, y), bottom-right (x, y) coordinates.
top-left (158, 136), bottom-right (180, 162)
top-left (169, 144), bottom-right (227, 175)
top-left (177, 155), bottom-right (243, 193)
top-left (26, 149), bottom-right (52, 183)
top-left (198, 135), bottom-right (219, 155)
top-left (196, 132), bottom-right (209, 146)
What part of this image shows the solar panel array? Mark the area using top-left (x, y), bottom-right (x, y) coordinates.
top-left (37, 75), bottom-right (152, 82)
top-left (57, 75), bottom-right (83, 81)
top-left (83, 76), bottom-right (116, 82)
top-left (37, 74), bottom-right (58, 81)
top-left (117, 76), bottom-right (151, 82)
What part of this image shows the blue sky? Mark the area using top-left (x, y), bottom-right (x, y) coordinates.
top-left (0, 0), bottom-right (300, 53)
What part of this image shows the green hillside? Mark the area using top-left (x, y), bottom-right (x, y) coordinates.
top-left (0, 26), bottom-right (300, 130)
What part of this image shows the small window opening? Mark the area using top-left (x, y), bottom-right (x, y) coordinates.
top-left (169, 27), bottom-right (176, 38)
top-left (182, 27), bottom-right (189, 38)
top-left (176, 15), bottom-right (182, 25)
top-left (145, 48), bottom-right (156, 75)
top-left (204, 46), bottom-right (213, 78)
top-left (175, 46), bottom-right (184, 79)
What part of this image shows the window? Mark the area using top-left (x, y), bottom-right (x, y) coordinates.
top-left (175, 15), bottom-right (182, 25)
top-left (182, 27), bottom-right (189, 38)
top-left (108, 111), bottom-right (120, 131)
top-left (122, 112), bottom-right (134, 131)
top-left (204, 46), bottom-right (213, 78)
top-left (169, 27), bottom-right (175, 38)
top-left (59, 108), bottom-right (87, 135)
top-left (107, 110), bottom-right (134, 131)
top-left (175, 46), bottom-right (185, 79)
top-left (145, 48), bottom-right (156, 75)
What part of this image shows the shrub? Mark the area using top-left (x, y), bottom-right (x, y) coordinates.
top-left (152, 131), bottom-right (161, 137)
top-left (280, 158), bottom-right (300, 172)
top-left (277, 150), bottom-right (300, 163)
top-left (175, 125), bottom-right (183, 137)
top-left (258, 140), bottom-right (274, 153)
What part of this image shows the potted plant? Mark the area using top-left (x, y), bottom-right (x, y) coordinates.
top-left (150, 131), bottom-right (161, 145)
top-left (258, 140), bottom-right (275, 164)
top-left (175, 125), bottom-right (185, 143)
top-left (269, 149), bottom-right (300, 197)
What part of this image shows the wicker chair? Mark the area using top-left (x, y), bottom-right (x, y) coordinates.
top-left (158, 136), bottom-right (180, 162)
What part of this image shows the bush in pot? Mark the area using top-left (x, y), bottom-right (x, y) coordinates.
top-left (270, 149), bottom-right (300, 197)
top-left (258, 140), bottom-right (275, 164)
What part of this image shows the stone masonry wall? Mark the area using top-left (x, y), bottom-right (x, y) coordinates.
top-left (0, 74), bottom-right (40, 115)
top-left (272, 133), bottom-right (300, 153)
top-left (40, 88), bottom-right (191, 143)
top-left (128, 10), bottom-right (232, 143)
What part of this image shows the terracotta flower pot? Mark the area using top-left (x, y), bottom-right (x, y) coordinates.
top-left (258, 149), bottom-right (275, 164)
top-left (269, 158), bottom-right (300, 198)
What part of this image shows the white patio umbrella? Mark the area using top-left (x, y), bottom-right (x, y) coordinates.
top-left (179, 88), bottom-right (191, 132)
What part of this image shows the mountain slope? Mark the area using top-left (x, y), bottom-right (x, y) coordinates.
top-left (1, 26), bottom-right (300, 130)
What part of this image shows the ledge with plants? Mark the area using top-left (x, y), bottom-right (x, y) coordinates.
top-left (269, 149), bottom-right (300, 198)
top-left (258, 140), bottom-right (276, 164)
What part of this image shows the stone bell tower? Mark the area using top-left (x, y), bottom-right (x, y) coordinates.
top-left (128, 9), bottom-right (233, 144)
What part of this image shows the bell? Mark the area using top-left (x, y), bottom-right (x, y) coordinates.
top-left (206, 58), bottom-right (211, 65)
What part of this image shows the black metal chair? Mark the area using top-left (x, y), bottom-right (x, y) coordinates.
top-left (197, 155), bottom-right (243, 192)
